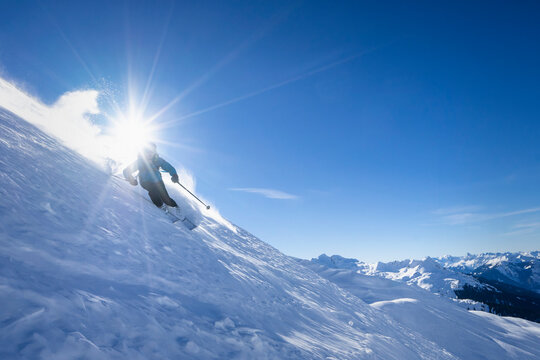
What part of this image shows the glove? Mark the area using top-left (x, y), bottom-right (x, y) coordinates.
top-left (129, 178), bottom-right (138, 186)
top-left (171, 174), bottom-right (179, 183)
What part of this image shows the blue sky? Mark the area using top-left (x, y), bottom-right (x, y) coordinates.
top-left (1, 0), bottom-right (539, 262)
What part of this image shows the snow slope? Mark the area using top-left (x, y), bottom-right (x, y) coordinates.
top-left (0, 108), bottom-right (464, 359)
top-left (302, 258), bottom-right (540, 360)
top-left (2, 108), bottom-right (540, 359)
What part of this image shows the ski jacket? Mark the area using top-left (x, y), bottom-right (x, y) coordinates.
top-left (123, 155), bottom-right (177, 184)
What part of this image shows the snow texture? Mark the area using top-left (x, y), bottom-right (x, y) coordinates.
top-left (1, 108), bottom-right (539, 359)
top-left (303, 258), bottom-right (540, 360)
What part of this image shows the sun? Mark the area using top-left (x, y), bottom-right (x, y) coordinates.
top-left (108, 112), bottom-right (159, 163)
top-left (114, 118), bottom-right (149, 152)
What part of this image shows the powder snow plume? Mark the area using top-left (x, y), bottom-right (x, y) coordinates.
top-left (0, 77), bottom-right (105, 161)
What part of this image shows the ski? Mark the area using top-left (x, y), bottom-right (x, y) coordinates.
top-left (111, 175), bottom-right (197, 230)
top-left (163, 208), bottom-right (197, 230)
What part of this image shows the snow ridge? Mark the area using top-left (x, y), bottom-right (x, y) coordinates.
top-left (316, 254), bottom-right (486, 299)
top-left (437, 252), bottom-right (540, 293)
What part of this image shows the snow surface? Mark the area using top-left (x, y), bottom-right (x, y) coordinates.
top-left (1, 108), bottom-right (540, 359)
top-left (302, 259), bottom-right (540, 360)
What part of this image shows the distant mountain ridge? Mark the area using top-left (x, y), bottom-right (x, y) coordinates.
top-left (310, 252), bottom-right (540, 322)
top-left (437, 251), bottom-right (540, 293)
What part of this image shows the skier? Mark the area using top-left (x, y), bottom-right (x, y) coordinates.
top-left (123, 143), bottom-right (180, 209)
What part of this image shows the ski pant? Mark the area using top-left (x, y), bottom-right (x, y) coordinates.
top-left (140, 180), bottom-right (178, 208)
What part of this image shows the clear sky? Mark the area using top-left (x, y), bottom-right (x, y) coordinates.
top-left (1, 1), bottom-right (539, 262)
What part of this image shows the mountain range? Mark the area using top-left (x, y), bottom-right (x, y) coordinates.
top-left (309, 251), bottom-right (540, 322)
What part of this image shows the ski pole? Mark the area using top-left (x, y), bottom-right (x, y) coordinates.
top-left (112, 173), bottom-right (210, 210)
top-left (176, 181), bottom-right (211, 210)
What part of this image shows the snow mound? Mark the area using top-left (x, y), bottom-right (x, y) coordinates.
top-left (370, 298), bottom-right (418, 309)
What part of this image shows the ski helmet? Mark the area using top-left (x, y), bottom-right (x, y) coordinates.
top-left (141, 142), bottom-right (157, 158)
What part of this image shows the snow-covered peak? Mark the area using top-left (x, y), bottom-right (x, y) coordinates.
top-left (314, 254), bottom-right (359, 269)
top-left (370, 259), bottom-right (412, 273)
top-left (436, 251), bottom-right (539, 271)
top-left (434, 252), bottom-right (540, 293)
top-left (414, 256), bottom-right (444, 272)
top-left (311, 254), bottom-right (484, 296)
